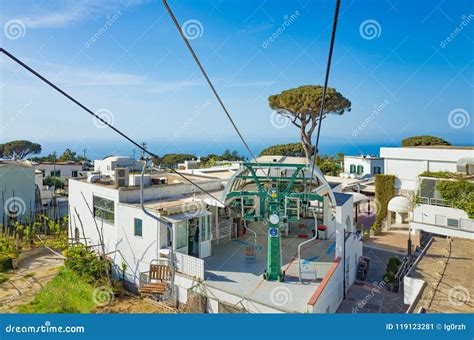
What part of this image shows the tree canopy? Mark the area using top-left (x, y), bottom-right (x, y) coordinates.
top-left (401, 135), bottom-right (450, 147)
top-left (0, 140), bottom-right (42, 159)
top-left (259, 143), bottom-right (305, 157)
top-left (268, 85), bottom-right (351, 161)
top-left (160, 153), bottom-right (196, 166)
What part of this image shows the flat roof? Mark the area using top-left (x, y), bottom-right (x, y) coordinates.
top-left (410, 237), bottom-right (474, 313)
top-left (202, 220), bottom-right (336, 313)
top-left (0, 160), bottom-right (32, 168)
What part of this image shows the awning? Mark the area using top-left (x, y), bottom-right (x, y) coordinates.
top-left (387, 196), bottom-right (410, 213)
top-left (162, 210), bottom-right (212, 223)
top-left (204, 197), bottom-right (225, 208)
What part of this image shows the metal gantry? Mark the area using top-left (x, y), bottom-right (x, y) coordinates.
top-left (226, 162), bottom-right (323, 281)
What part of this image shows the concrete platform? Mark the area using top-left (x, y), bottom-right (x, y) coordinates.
top-left (203, 221), bottom-right (336, 312)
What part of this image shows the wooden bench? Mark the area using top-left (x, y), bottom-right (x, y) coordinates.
top-left (245, 245), bottom-right (256, 258)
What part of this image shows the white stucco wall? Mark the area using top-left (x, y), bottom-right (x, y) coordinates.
top-left (36, 163), bottom-right (83, 181)
top-left (381, 147), bottom-right (474, 191)
top-left (0, 163), bottom-right (36, 223)
top-left (343, 156), bottom-right (384, 176)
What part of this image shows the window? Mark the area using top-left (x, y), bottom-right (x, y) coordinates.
top-left (134, 218), bottom-right (143, 236)
top-left (50, 170), bottom-right (61, 177)
top-left (72, 170), bottom-right (78, 178)
top-left (373, 166), bottom-right (381, 175)
top-left (349, 164), bottom-right (356, 174)
top-left (357, 165), bottom-right (364, 174)
top-left (93, 195), bottom-right (115, 223)
top-left (41, 170), bottom-right (46, 177)
top-left (176, 221), bottom-right (187, 250)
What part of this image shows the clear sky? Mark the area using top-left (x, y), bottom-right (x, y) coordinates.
top-left (0, 0), bottom-right (472, 157)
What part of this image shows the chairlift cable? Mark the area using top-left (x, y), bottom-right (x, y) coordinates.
top-left (162, 0), bottom-right (272, 184)
top-left (310, 0), bottom-right (341, 182)
top-left (0, 47), bottom-right (226, 207)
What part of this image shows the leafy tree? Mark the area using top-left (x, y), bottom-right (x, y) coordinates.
top-left (200, 150), bottom-right (244, 168)
top-left (436, 180), bottom-right (474, 218)
top-left (0, 140), bottom-right (41, 159)
top-left (43, 176), bottom-right (64, 189)
top-left (268, 85), bottom-right (351, 161)
top-left (58, 149), bottom-right (83, 162)
top-left (259, 143), bottom-right (305, 157)
top-left (160, 153), bottom-right (196, 166)
top-left (401, 135), bottom-right (450, 147)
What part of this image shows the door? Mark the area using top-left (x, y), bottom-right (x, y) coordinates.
top-left (199, 215), bottom-right (212, 258)
top-left (188, 218), bottom-right (200, 257)
top-left (175, 221), bottom-right (188, 255)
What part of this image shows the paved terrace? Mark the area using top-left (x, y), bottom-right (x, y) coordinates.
top-left (410, 237), bottom-right (474, 313)
top-left (203, 220), bottom-right (336, 313)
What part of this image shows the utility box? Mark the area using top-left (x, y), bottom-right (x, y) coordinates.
top-left (317, 225), bottom-right (327, 240)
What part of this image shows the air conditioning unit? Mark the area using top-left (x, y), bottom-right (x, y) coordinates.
top-left (115, 168), bottom-right (129, 188)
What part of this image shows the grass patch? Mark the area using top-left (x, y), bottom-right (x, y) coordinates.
top-left (0, 274), bottom-right (9, 284)
top-left (24, 272), bottom-right (35, 278)
top-left (18, 269), bottom-right (96, 313)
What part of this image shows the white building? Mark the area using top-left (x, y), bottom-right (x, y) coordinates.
top-left (381, 146), bottom-right (474, 240)
top-left (0, 160), bottom-right (36, 224)
top-left (93, 156), bottom-right (139, 177)
top-left (35, 161), bottom-right (83, 181)
top-left (69, 156), bottom-right (362, 313)
top-left (342, 155), bottom-right (383, 179)
top-left (380, 146), bottom-right (474, 192)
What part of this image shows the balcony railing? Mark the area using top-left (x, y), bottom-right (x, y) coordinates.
top-left (413, 216), bottom-right (474, 233)
top-left (418, 196), bottom-right (452, 207)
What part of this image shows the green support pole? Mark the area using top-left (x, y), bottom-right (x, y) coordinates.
top-left (264, 186), bottom-right (284, 281)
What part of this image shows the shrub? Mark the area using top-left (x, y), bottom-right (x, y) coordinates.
top-left (383, 271), bottom-right (396, 283)
top-left (64, 245), bottom-right (110, 283)
top-left (0, 256), bottom-right (13, 272)
top-left (386, 257), bottom-right (401, 273)
top-left (373, 174), bottom-right (395, 230)
top-left (437, 180), bottom-right (474, 218)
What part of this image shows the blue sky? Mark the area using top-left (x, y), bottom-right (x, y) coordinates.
top-left (0, 0), bottom-right (472, 157)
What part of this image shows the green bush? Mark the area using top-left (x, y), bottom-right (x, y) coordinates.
top-left (18, 269), bottom-right (96, 313)
top-left (0, 256), bottom-right (13, 272)
top-left (386, 257), bottom-right (401, 273)
top-left (401, 135), bottom-right (450, 147)
top-left (64, 245), bottom-right (110, 283)
top-left (383, 271), bottom-right (396, 283)
top-left (373, 174), bottom-right (395, 230)
top-left (437, 180), bottom-right (474, 218)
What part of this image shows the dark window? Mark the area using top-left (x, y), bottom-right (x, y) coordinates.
top-left (373, 166), bottom-right (381, 174)
top-left (357, 165), bottom-right (364, 174)
top-left (349, 164), bottom-right (356, 174)
top-left (93, 195), bottom-right (115, 224)
top-left (50, 170), bottom-right (61, 177)
top-left (134, 218), bottom-right (142, 236)
top-left (72, 170), bottom-right (78, 178)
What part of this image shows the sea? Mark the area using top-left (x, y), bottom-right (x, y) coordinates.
top-left (35, 138), bottom-right (400, 160)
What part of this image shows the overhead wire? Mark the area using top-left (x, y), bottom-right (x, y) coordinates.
top-left (162, 0), bottom-right (273, 184)
top-left (310, 0), bottom-right (341, 183)
top-left (0, 47), bottom-right (226, 207)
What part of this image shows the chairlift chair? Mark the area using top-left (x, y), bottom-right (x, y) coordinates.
top-left (139, 258), bottom-right (172, 298)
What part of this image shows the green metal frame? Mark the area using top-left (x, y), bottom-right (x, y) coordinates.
top-left (226, 162), bottom-right (323, 281)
